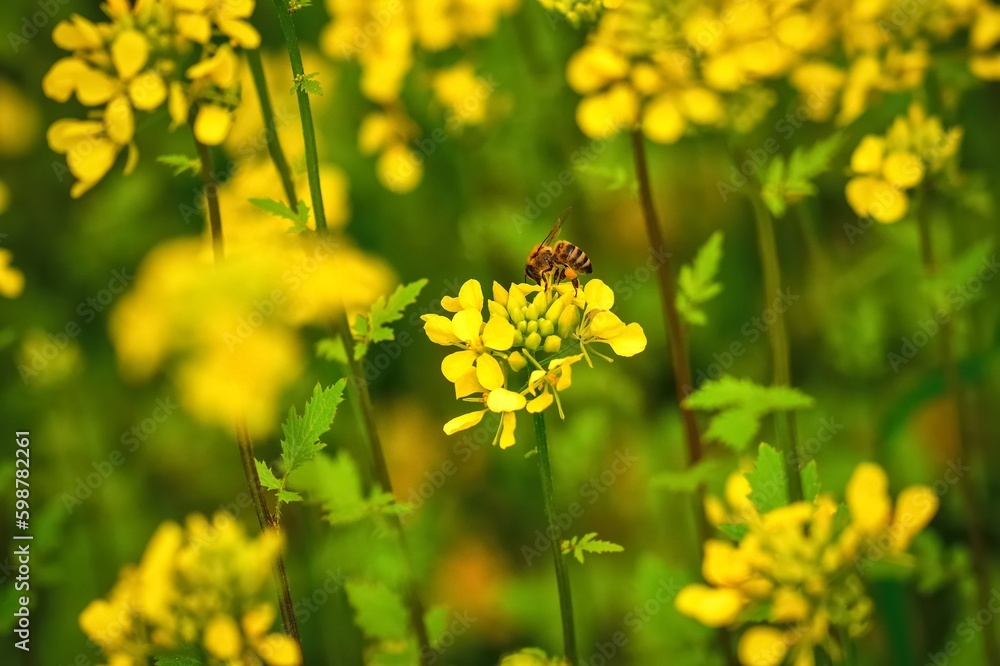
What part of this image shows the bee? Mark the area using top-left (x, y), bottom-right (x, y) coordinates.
top-left (525, 207), bottom-right (592, 291)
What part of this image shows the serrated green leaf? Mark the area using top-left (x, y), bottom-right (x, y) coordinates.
top-left (761, 134), bottom-right (842, 217)
top-left (745, 443), bottom-right (789, 513)
top-left (292, 72), bottom-right (323, 96)
top-left (277, 489), bottom-right (303, 503)
top-left (352, 280), bottom-right (428, 353)
top-left (255, 459), bottom-right (282, 491)
top-left (291, 451), bottom-right (405, 525)
top-left (651, 458), bottom-right (731, 493)
top-left (316, 336), bottom-right (365, 363)
top-left (562, 532), bottom-right (624, 564)
top-left (156, 154), bottom-right (201, 177)
top-left (345, 580), bottom-right (409, 641)
top-left (801, 460), bottom-right (820, 500)
top-left (280, 380), bottom-right (347, 476)
top-left (677, 232), bottom-right (724, 327)
top-left (249, 197), bottom-right (310, 231)
top-left (703, 408), bottom-right (760, 452)
top-left (684, 376), bottom-right (814, 452)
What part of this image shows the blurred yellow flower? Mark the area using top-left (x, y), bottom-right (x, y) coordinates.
top-left (0, 80), bottom-right (40, 158)
top-left (677, 461), bottom-right (938, 665)
top-left (80, 513), bottom-right (300, 666)
top-left (0, 249), bottom-right (25, 298)
top-left (845, 104), bottom-right (962, 223)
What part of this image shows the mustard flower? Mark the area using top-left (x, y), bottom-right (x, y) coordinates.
top-left (80, 513), bottom-right (300, 666)
top-left (845, 104), bottom-right (962, 223)
top-left (423, 277), bottom-right (645, 449)
top-left (0, 249), bottom-right (25, 299)
top-left (677, 460), bottom-right (938, 666)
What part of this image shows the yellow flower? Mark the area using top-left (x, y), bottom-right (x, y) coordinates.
top-left (174, 0), bottom-right (261, 48)
top-left (738, 626), bottom-right (790, 666)
top-left (0, 249), bottom-right (25, 298)
top-left (526, 355), bottom-right (583, 418)
top-left (443, 387), bottom-right (526, 449)
top-left (577, 279), bottom-right (647, 360)
top-left (204, 615), bottom-right (243, 660)
top-left (675, 584), bottom-right (746, 627)
top-left (0, 80), bottom-right (40, 158)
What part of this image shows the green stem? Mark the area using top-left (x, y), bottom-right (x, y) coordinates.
top-left (194, 133), bottom-right (301, 644)
top-left (746, 182), bottom-right (803, 503)
top-left (267, 2), bottom-right (431, 658)
top-left (533, 412), bottom-right (578, 665)
top-left (246, 48), bottom-right (299, 209)
top-left (270, 0), bottom-right (326, 232)
top-left (633, 132), bottom-right (737, 666)
top-left (916, 205), bottom-right (1000, 666)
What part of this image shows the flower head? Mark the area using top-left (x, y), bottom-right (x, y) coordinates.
top-left (423, 277), bottom-right (645, 449)
top-left (678, 460), bottom-right (938, 665)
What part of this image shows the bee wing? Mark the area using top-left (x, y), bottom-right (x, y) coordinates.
top-left (540, 206), bottom-right (573, 246)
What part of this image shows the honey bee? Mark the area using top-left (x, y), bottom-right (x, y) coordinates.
top-left (525, 207), bottom-right (592, 291)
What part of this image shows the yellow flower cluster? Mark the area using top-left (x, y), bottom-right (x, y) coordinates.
top-left (110, 227), bottom-right (393, 435)
top-left (537, 0), bottom-right (621, 27)
top-left (567, 0), bottom-right (994, 143)
top-left (0, 249), bottom-right (25, 299)
top-left (422, 279), bottom-right (645, 448)
top-left (320, 0), bottom-right (518, 192)
top-left (677, 462), bottom-right (939, 666)
top-left (80, 513), bottom-right (300, 666)
top-left (42, 0), bottom-right (260, 197)
top-left (845, 103), bottom-right (962, 223)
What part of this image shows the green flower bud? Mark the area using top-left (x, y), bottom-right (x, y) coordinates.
top-left (543, 335), bottom-right (562, 353)
top-left (507, 351), bottom-right (527, 372)
top-left (524, 332), bottom-right (542, 351)
top-left (538, 319), bottom-right (555, 337)
top-left (488, 301), bottom-right (509, 321)
top-left (517, 320), bottom-right (527, 333)
top-left (557, 304), bottom-right (582, 339)
top-left (510, 305), bottom-right (526, 325)
top-left (526, 320), bottom-right (538, 335)
top-left (525, 303), bottom-right (539, 321)
top-left (513, 330), bottom-right (524, 346)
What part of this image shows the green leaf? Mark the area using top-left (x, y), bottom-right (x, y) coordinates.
top-left (255, 459), bottom-right (282, 491)
top-left (677, 232), bottom-right (724, 327)
top-left (345, 579), bottom-right (409, 641)
top-left (350, 280), bottom-right (428, 355)
top-left (561, 532), bottom-right (624, 564)
top-left (684, 375), bottom-right (814, 452)
top-left (156, 154), bottom-right (201, 177)
top-left (280, 380), bottom-right (347, 476)
top-left (651, 458), bottom-right (731, 493)
top-left (745, 443), bottom-right (789, 513)
top-left (291, 451), bottom-right (406, 524)
top-left (277, 489), bottom-right (303, 503)
top-left (292, 72), bottom-right (323, 96)
top-left (249, 197), bottom-right (310, 232)
top-left (718, 523), bottom-right (748, 541)
top-left (761, 134), bottom-right (842, 218)
top-left (425, 606), bottom-right (450, 648)
top-left (801, 460), bottom-right (820, 500)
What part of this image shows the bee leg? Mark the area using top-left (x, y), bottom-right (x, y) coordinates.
top-left (563, 268), bottom-right (579, 294)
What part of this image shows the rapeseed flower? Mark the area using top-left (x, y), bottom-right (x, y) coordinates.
top-left (677, 461), bottom-right (938, 665)
top-left (423, 278), bottom-right (645, 448)
top-left (845, 103), bottom-right (962, 223)
top-left (0, 250), bottom-right (25, 299)
top-left (80, 512), bottom-right (300, 666)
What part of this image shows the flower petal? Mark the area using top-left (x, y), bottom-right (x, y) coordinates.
top-left (486, 388), bottom-right (526, 413)
top-left (846, 462), bottom-right (891, 536)
top-left (105, 95), bottom-right (134, 145)
top-left (737, 626), bottom-right (789, 666)
top-left (444, 409), bottom-right (486, 435)
top-left (889, 485), bottom-right (938, 551)
top-left (129, 72), bottom-right (167, 110)
top-left (482, 316), bottom-right (515, 351)
top-left (453, 368), bottom-right (483, 399)
top-left (475, 353), bottom-right (505, 390)
top-left (422, 313), bottom-right (460, 345)
top-left (850, 135), bottom-right (885, 174)
top-left (442, 279), bottom-right (483, 313)
top-left (112, 30), bottom-right (149, 80)
top-left (674, 584), bottom-right (745, 627)
top-left (451, 308), bottom-right (483, 344)
top-left (526, 391), bottom-right (553, 414)
top-left (608, 322), bottom-right (647, 357)
top-left (589, 310), bottom-right (626, 340)
top-left (194, 105), bottom-right (232, 146)
top-left (441, 349), bottom-right (478, 382)
top-left (498, 411), bottom-right (517, 449)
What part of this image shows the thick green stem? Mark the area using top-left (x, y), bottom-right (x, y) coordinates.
top-left (267, 3), bottom-right (430, 659)
top-left (916, 208), bottom-right (1000, 666)
top-left (270, 0), bottom-right (326, 232)
top-left (195, 135), bottom-right (301, 644)
top-left (246, 48), bottom-right (299, 208)
top-left (533, 412), bottom-right (578, 665)
top-left (747, 183), bottom-right (803, 503)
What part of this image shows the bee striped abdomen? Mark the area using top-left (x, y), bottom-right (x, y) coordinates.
top-left (554, 241), bottom-right (592, 274)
